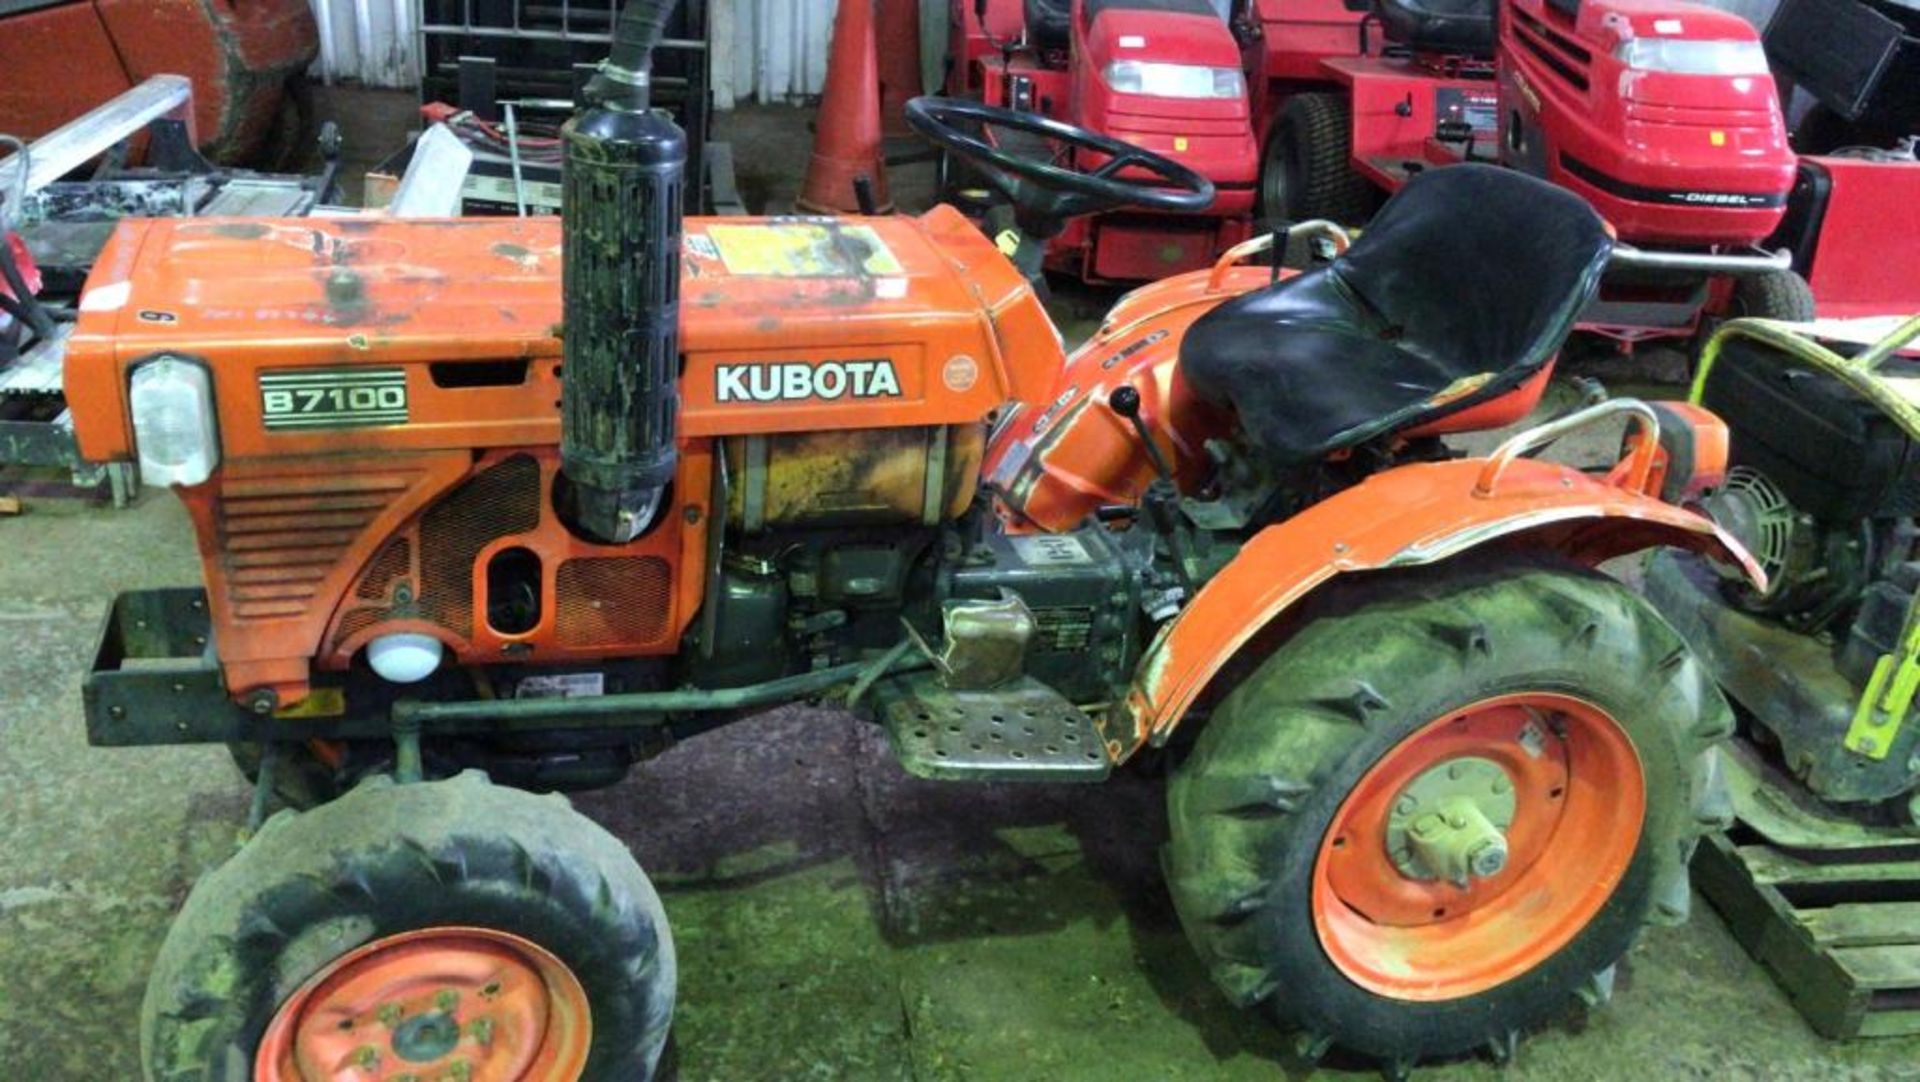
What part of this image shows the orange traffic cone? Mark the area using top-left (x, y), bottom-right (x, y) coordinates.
top-left (796, 0), bottom-right (893, 215)
top-left (876, 0), bottom-right (924, 138)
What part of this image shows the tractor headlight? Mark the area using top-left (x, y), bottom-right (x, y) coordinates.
top-left (1614, 38), bottom-right (1770, 76)
top-left (1102, 61), bottom-right (1245, 100)
top-left (128, 355), bottom-right (219, 487)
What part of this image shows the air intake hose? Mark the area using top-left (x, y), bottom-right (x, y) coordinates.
top-left (558, 0), bottom-right (685, 543)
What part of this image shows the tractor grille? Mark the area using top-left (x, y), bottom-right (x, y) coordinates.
top-left (1510, 8), bottom-right (1592, 93)
top-left (330, 455), bottom-right (540, 650)
top-left (555, 556), bottom-right (672, 647)
top-left (356, 538), bottom-right (411, 601)
top-left (218, 471), bottom-right (414, 621)
top-left (416, 455), bottom-right (542, 640)
top-left (332, 606), bottom-right (384, 647)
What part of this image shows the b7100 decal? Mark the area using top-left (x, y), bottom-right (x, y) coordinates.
top-left (259, 368), bottom-right (409, 429)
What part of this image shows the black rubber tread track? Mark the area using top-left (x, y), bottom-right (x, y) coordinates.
top-left (1164, 553), bottom-right (1731, 1067)
top-left (141, 770), bottom-right (674, 1081)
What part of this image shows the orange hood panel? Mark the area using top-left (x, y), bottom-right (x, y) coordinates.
top-left (66, 207), bottom-right (1062, 462)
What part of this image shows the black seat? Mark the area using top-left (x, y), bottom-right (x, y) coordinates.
top-left (1374, 0), bottom-right (1495, 57)
top-left (1025, 0), bottom-right (1071, 50)
top-left (1029, 0), bottom-right (1221, 52)
top-left (1179, 164), bottom-right (1612, 466)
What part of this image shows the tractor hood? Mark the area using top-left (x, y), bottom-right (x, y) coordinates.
top-left (64, 207), bottom-right (1063, 464)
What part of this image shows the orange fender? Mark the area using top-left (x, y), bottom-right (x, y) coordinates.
top-left (1109, 455), bottom-right (1764, 758)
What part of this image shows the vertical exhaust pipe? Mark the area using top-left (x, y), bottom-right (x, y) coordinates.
top-left (559, 0), bottom-right (685, 543)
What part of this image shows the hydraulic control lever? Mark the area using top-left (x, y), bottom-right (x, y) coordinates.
top-left (1109, 385), bottom-right (1174, 483)
top-left (1109, 386), bottom-right (1196, 595)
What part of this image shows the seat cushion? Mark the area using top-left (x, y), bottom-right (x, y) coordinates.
top-left (1374, 0), bottom-right (1495, 57)
top-left (1179, 164), bottom-right (1611, 465)
top-left (1025, 0), bottom-right (1071, 51)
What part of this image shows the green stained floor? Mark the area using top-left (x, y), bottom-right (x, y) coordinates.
top-left (5, 427), bottom-right (1920, 1082)
top-left (1, 96), bottom-right (1914, 1081)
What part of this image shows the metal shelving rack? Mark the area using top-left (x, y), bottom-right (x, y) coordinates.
top-left (413, 0), bottom-right (728, 213)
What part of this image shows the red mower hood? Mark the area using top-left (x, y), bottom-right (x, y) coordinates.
top-left (1078, 0), bottom-right (1245, 118)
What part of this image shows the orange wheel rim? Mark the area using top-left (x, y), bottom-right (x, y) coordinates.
top-left (256, 926), bottom-right (592, 1081)
top-left (1311, 693), bottom-right (1644, 1002)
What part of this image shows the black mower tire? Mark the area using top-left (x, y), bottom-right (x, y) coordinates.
top-left (1164, 554), bottom-right (1732, 1070)
top-left (1726, 268), bottom-right (1816, 322)
top-left (141, 771), bottom-right (674, 1081)
top-left (1691, 268), bottom-right (1815, 367)
top-left (1260, 92), bottom-right (1378, 227)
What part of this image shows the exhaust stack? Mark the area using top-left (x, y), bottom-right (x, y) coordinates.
top-left (558, 0), bottom-right (685, 543)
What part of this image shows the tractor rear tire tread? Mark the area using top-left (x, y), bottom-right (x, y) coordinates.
top-left (1164, 552), bottom-right (1731, 1065)
top-left (140, 770), bottom-right (674, 1082)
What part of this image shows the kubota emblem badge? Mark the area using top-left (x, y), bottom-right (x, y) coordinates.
top-left (715, 359), bottom-right (902, 403)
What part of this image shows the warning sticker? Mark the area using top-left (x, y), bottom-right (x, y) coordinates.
top-left (707, 223), bottom-right (903, 277)
top-left (515, 672), bottom-right (606, 699)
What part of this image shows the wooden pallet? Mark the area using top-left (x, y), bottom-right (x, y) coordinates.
top-left (1693, 745), bottom-right (1920, 1038)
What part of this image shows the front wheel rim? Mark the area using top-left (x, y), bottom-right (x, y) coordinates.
top-left (256, 926), bottom-right (592, 1081)
top-left (1311, 692), bottom-right (1645, 1002)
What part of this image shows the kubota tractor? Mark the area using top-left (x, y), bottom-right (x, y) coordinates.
top-left (75, 1), bottom-right (1765, 1077)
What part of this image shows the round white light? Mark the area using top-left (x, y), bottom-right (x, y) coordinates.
top-left (366, 633), bottom-right (444, 683)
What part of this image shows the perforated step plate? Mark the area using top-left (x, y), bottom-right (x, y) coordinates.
top-left (873, 673), bottom-right (1110, 782)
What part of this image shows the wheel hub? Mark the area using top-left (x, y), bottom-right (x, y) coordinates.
top-left (255, 926), bottom-right (591, 1082)
top-left (1311, 693), bottom-right (1646, 1001)
top-left (1385, 756), bottom-right (1516, 886)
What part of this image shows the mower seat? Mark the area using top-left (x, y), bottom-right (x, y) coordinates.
top-left (1036, 0), bottom-right (1222, 51)
top-left (1026, 0), bottom-right (1071, 51)
top-left (1179, 164), bottom-right (1612, 466)
top-left (1373, 0), bottom-right (1495, 57)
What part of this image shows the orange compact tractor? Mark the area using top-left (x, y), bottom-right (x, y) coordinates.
top-left (72, 1), bottom-right (1763, 1077)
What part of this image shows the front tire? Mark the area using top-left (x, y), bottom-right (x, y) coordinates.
top-left (1692, 269), bottom-right (1815, 364)
top-left (141, 771), bottom-right (674, 1081)
top-left (1164, 555), bottom-right (1731, 1069)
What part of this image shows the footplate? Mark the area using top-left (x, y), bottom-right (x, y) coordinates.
top-left (872, 673), bottom-right (1111, 782)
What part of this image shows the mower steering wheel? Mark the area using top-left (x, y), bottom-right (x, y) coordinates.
top-left (905, 97), bottom-right (1216, 237)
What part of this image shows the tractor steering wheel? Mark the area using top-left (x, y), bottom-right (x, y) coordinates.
top-left (905, 97), bottom-right (1216, 240)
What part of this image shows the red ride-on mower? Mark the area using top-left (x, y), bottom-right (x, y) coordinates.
top-left (1763, 0), bottom-right (1920, 320)
top-left (944, 0), bottom-right (1261, 280)
top-left (1249, 0), bottom-right (1816, 349)
top-left (73, 0), bottom-right (1765, 1066)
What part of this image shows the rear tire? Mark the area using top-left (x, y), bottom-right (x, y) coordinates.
top-left (1164, 555), bottom-right (1731, 1069)
top-left (1259, 93), bottom-right (1379, 227)
top-left (141, 771), bottom-right (674, 1081)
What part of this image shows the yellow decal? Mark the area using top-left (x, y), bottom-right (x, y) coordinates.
top-left (1173, 137), bottom-right (1189, 152)
top-left (1710, 130), bottom-right (1727, 147)
top-left (1426, 371), bottom-right (1494, 407)
top-left (707, 223), bottom-right (903, 277)
top-left (274, 687), bottom-right (346, 719)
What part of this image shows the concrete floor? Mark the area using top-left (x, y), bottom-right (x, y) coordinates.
top-left (2, 93), bottom-right (1916, 1080)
